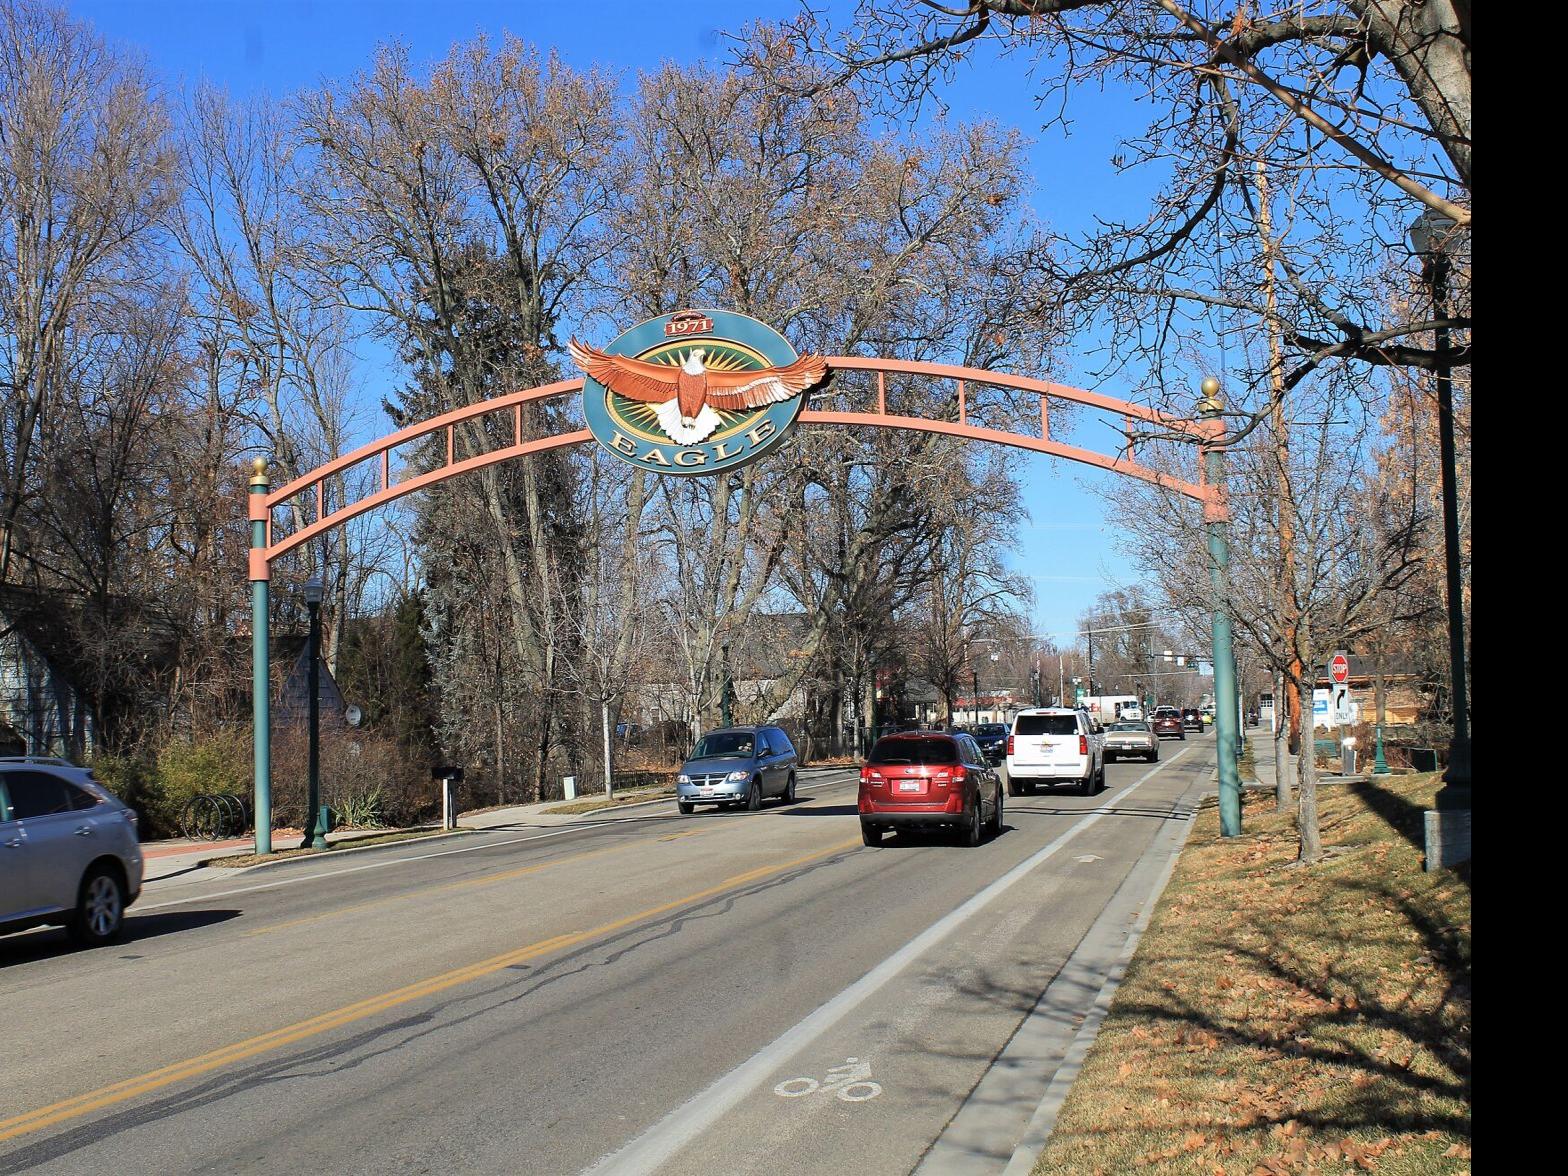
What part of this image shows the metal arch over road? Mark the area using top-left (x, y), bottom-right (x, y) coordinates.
top-left (246, 354), bottom-right (1241, 854)
top-left (248, 358), bottom-right (1226, 573)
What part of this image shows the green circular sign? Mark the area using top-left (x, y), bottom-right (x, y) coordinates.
top-left (576, 310), bottom-right (820, 476)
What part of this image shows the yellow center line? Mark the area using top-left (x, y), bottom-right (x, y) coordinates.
top-left (0, 835), bottom-right (862, 1143)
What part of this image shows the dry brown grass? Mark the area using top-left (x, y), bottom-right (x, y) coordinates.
top-left (1034, 772), bottom-right (1470, 1175)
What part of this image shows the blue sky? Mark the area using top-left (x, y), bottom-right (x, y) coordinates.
top-left (71, 0), bottom-right (1185, 644)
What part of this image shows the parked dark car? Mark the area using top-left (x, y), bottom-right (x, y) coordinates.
top-left (858, 731), bottom-right (1002, 847)
top-left (676, 726), bottom-right (798, 813)
top-left (971, 723), bottom-right (1008, 764)
top-left (1180, 708), bottom-right (1204, 732)
top-left (1152, 712), bottom-right (1186, 740)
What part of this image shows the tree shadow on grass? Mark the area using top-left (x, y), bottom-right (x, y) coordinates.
top-left (1347, 777), bottom-right (1471, 891)
top-left (1108, 868), bottom-right (1470, 1145)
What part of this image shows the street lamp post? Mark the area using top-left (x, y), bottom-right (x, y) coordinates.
top-left (720, 641), bottom-right (733, 728)
top-left (302, 577), bottom-right (327, 849)
top-left (1201, 379), bottom-right (1243, 838)
top-left (1408, 210), bottom-right (1470, 807)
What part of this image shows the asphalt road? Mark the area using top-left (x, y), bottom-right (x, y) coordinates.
top-left (0, 737), bottom-right (1216, 1175)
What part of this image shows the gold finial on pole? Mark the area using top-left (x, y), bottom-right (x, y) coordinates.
top-left (249, 456), bottom-right (270, 487)
top-left (1198, 376), bottom-right (1223, 416)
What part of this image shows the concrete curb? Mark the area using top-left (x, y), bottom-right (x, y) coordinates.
top-left (195, 827), bottom-right (478, 873)
top-left (1001, 786), bottom-right (1209, 1174)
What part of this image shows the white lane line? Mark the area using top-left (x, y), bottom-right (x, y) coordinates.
top-left (583, 748), bottom-right (1194, 1176)
top-left (136, 773), bottom-right (861, 913)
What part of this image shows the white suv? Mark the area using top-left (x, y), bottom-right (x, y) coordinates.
top-left (1, 759), bottom-right (144, 945)
top-left (1005, 708), bottom-right (1106, 796)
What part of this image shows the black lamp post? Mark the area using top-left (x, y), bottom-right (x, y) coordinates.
top-left (302, 577), bottom-right (327, 849)
top-left (1408, 209), bottom-right (1470, 805)
top-left (720, 641), bottom-right (733, 729)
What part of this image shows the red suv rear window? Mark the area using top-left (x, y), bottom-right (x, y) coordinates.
top-left (868, 737), bottom-right (959, 765)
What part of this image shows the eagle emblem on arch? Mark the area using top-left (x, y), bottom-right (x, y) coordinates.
top-left (568, 338), bottom-right (828, 445)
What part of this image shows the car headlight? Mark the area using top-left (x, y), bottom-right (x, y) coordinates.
top-left (677, 774), bottom-right (691, 784)
top-left (726, 770), bottom-right (750, 781)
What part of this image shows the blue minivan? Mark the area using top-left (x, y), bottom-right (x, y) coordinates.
top-left (676, 726), bottom-right (798, 814)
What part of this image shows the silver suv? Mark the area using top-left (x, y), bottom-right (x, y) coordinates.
top-left (1, 759), bottom-right (144, 945)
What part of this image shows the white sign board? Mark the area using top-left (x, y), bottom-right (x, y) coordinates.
top-left (1312, 689), bottom-right (1333, 730)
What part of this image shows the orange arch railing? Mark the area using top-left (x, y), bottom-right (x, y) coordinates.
top-left (248, 359), bottom-right (1225, 577)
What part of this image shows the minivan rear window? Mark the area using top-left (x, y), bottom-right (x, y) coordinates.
top-left (868, 737), bottom-right (959, 765)
top-left (1014, 714), bottom-right (1078, 736)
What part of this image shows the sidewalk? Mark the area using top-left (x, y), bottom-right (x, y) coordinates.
top-left (1243, 727), bottom-right (1370, 797)
top-left (138, 767), bottom-right (851, 884)
top-left (1244, 727), bottom-right (1293, 793)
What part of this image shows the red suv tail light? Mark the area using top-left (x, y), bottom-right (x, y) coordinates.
top-left (1079, 734), bottom-right (1088, 755)
top-left (1006, 735), bottom-right (1014, 756)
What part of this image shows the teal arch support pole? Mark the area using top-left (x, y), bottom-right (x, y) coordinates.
top-left (1201, 381), bottom-right (1242, 838)
top-left (249, 457), bottom-right (273, 855)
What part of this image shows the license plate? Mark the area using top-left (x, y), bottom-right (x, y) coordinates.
top-left (898, 781), bottom-right (921, 793)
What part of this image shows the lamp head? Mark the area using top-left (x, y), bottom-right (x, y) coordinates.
top-left (304, 577), bottom-right (324, 605)
top-left (1408, 209), bottom-right (1457, 258)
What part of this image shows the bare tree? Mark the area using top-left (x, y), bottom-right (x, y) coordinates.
top-left (785, 2), bottom-right (1471, 441)
top-left (294, 37), bottom-right (623, 799)
top-left (604, 42), bottom-right (1057, 734)
top-left (0, 0), bottom-right (174, 583)
top-left (1121, 376), bottom-right (1425, 861)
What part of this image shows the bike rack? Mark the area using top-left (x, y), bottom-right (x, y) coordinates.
top-left (178, 793), bottom-right (251, 841)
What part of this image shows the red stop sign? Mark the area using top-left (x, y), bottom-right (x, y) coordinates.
top-left (1330, 653), bottom-right (1350, 684)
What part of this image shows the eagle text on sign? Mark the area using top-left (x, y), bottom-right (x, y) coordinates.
top-left (570, 310), bottom-right (827, 476)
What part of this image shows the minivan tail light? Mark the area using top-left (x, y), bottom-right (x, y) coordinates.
top-left (1006, 735), bottom-right (1014, 756)
top-left (1079, 734), bottom-right (1088, 755)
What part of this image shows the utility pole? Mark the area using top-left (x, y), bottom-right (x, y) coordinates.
top-left (1201, 380), bottom-right (1242, 837)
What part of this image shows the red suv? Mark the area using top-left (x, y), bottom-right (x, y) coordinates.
top-left (858, 731), bottom-right (1003, 847)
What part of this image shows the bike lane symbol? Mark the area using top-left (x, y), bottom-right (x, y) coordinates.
top-left (774, 1057), bottom-right (883, 1103)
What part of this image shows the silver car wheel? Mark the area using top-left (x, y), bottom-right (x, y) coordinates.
top-left (87, 874), bottom-right (122, 937)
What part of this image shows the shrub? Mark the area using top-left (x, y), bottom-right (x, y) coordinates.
top-left (154, 728), bottom-right (252, 835)
top-left (88, 753), bottom-right (170, 837)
